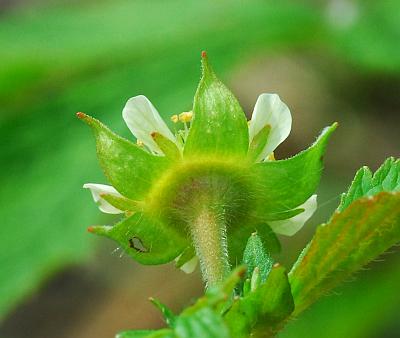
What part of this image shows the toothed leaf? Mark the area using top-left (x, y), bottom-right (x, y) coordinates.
top-left (338, 157), bottom-right (400, 212)
top-left (289, 191), bottom-right (400, 315)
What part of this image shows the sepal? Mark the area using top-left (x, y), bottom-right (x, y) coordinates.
top-left (247, 125), bottom-right (271, 163)
top-left (77, 112), bottom-right (171, 200)
top-left (184, 52), bottom-right (248, 158)
top-left (252, 123), bottom-right (337, 217)
top-left (151, 132), bottom-right (181, 160)
top-left (100, 193), bottom-right (142, 213)
top-left (88, 212), bottom-right (187, 265)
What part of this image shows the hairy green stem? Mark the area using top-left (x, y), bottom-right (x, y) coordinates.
top-left (190, 207), bottom-right (230, 287)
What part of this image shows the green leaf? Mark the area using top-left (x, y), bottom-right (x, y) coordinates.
top-left (224, 265), bottom-right (294, 338)
top-left (150, 297), bottom-right (177, 328)
top-left (184, 52), bottom-right (249, 158)
top-left (251, 123), bottom-right (337, 217)
top-left (289, 191), bottom-right (400, 315)
top-left (78, 113), bottom-right (171, 200)
top-left (338, 157), bottom-right (400, 212)
top-left (242, 232), bottom-right (274, 283)
top-left (175, 307), bottom-right (230, 338)
top-left (281, 256), bottom-right (400, 338)
top-left (89, 212), bottom-right (187, 265)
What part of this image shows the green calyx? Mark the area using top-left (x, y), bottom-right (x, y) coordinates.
top-left (79, 52), bottom-right (337, 287)
top-left (145, 157), bottom-right (255, 226)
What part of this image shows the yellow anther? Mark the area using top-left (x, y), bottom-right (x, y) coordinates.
top-left (136, 139), bottom-right (144, 147)
top-left (266, 152), bottom-right (275, 161)
top-left (171, 114), bottom-right (179, 123)
top-left (179, 111), bottom-right (193, 123)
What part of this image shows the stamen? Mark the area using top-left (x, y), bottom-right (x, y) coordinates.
top-left (171, 114), bottom-right (179, 123)
top-left (136, 139), bottom-right (144, 147)
top-left (179, 111), bottom-right (193, 123)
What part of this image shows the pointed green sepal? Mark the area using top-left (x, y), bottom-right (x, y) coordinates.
top-left (88, 212), bottom-right (187, 265)
top-left (247, 124), bottom-right (271, 163)
top-left (184, 52), bottom-right (249, 158)
top-left (252, 122), bottom-right (337, 217)
top-left (151, 131), bottom-right (181, 160)
top-left (100, 193), bottom-right (142, 213)
top-left (77, 112), bottom-right (171, 200)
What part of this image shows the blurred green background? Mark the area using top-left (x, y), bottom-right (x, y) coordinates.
top-left (0, 0), bottom-right (399, 337)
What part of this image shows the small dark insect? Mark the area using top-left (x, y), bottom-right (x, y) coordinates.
top-left (128, 237), bottom-right (149, 253)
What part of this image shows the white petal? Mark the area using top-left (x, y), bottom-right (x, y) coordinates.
top-left (248, 93), bottom-right (292, 162)
top-left (179, 256), bottom-right (199, 274)
top-left (83, 183), bottom-right (124, 214)
top-left (269, 195), bottom-right (317, 236)
top-left (122, 95), bottom-right (177, 154)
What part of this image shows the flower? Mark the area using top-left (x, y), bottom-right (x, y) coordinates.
top-left (78, 52), bottom-right (336, 276)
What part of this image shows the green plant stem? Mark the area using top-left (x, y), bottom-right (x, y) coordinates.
top-left (190, 207), bottom-right (230, 287)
